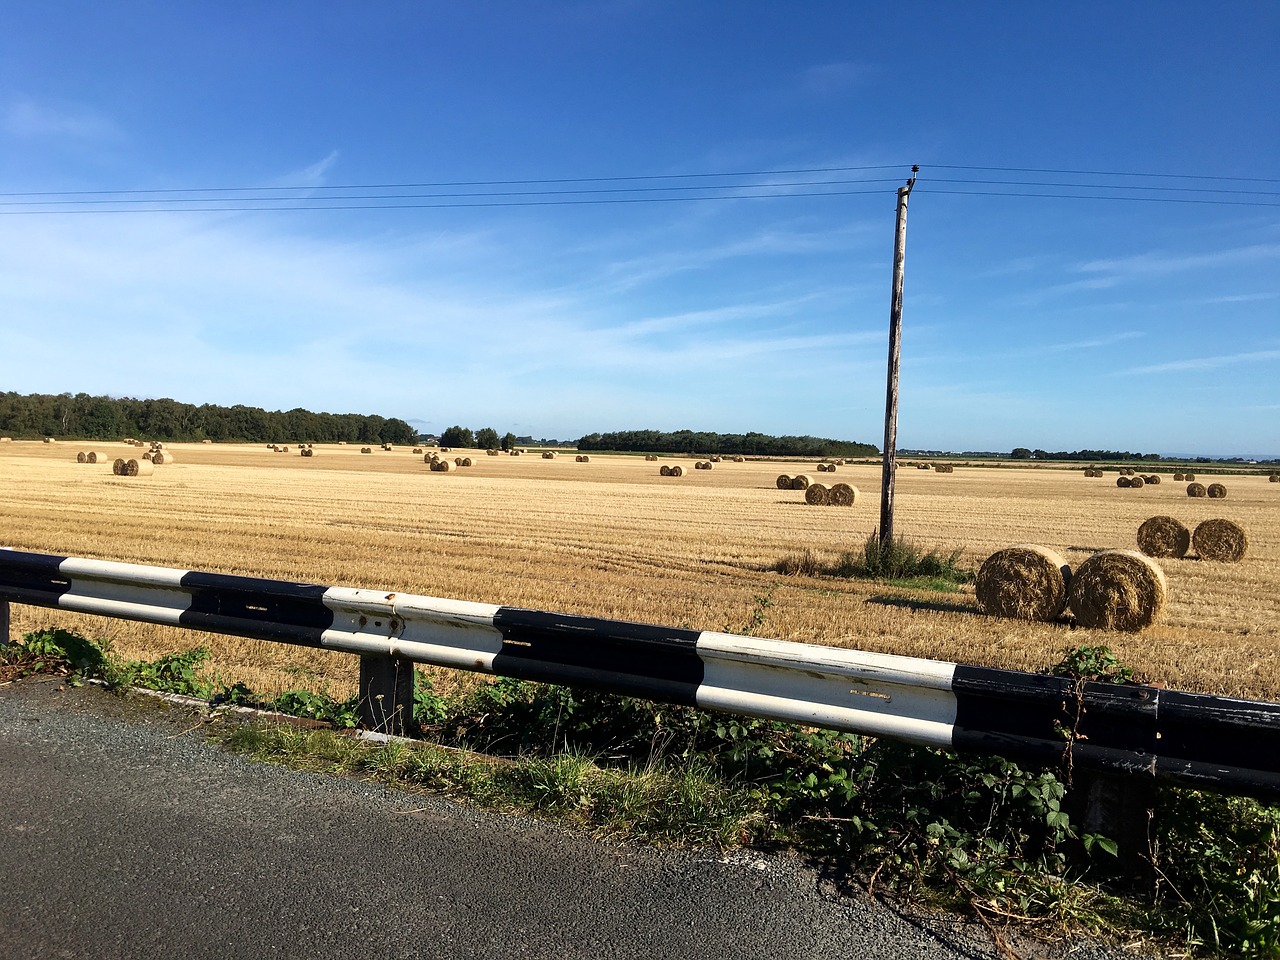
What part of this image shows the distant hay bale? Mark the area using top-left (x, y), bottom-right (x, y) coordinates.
top-left (1173, 472), bottom-right (1185, 481)
top-left (1116, 476), bottom-right (1131, 488)
top-left (142, 452), bottom-right (154, 461)
top-left (776, 474), bottom-right (792, 489)
top-left (0, 437), bottom-right (11, 443)
top-left (829, 483), bottom-right (859, 507)
top-left (710, 456), bottom-right (721, 462)
top-left (43, 437), bottom-right (55, 444)
top-left (76, 451), bottom-right (88, 463)
top-left (202, 439), bottom-right (212, 444)
top-left (86, 451), bottom-right (107, 464)
top-left (126, 458), bottom-right (154, 477)
top-left (1184, 472), bottom-right (1195, 482)
top-left (660, 465), bottom-right (672, 476)
top-left (112, 458), bottom-right (127, 475)
top-left (439, 446), bottom-right (450, 453)
top-left (382, 444), bottom-right (393, 451)
top-left (976, 544), bottom-right (1071, 622)
top-left (423, 453), bottom-right (435, 463)
top-left (151, 442), bottom-right (164, 450)
top-left (361, 447), bottom-right (373, 454)
top-left (413, 447), bottom-right (423, 454)
top-left (734, 456), bottom-right (746, 462)
top-left (805, 483), bottom-right (832, 506)
top-left (1206, 483), bottom-right (1227, 499)
top-left (1144, 474), bottom-right (1161, 485)
top-left (917, 462), bottom-right (931, 470)
top-left (337, 441), bottom-right (348, 445)
top-left (1129, 476), bottom-right (1144, 489)
top-left (1187, 482), bottom-right (1207, 498)
top-left (434, 458), bottom-right (455, 472)
top-left (645, 455), bottom-right (658, 461)
top-left (300, 448), bottom-right (314, 457)
top-left (576, 455), bottom-right (590, 462)
top-left (487, 449), bottom-right (500, 456)
top-left (817, 463), bottom-right (830, 472)
top-left (1192, 519), bottom-right (1248, 563)
top-left (542, 451), bottom-right (556, 459)
top-left (461, 457), bottom-right (473, 467)
top-left (791, 474), bottom-right (814, 490)
top-left (1270, 474), bottom-right (1279, 482)
top-left (1137, 516), bottom-right (1190, 559)
top-left (151, 450), bottom-right (174, 465)
top-left (1069, 549), bottom-right (1167, 632)
top-left (694, 460), bottom-right (713, 470)
top-left (669, 465), bottom-right (686, 477)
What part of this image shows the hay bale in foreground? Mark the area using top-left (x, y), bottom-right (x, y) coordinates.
top-left (432, 459), bottom-right (455, 472)
top-left (1193, 519), bottom-right (1248, 563)
top-left (805, 483), bottom-right (831, 506)
top-left (1069, 549), bottom-right (1167, 632)
top-left (112, 458), bottom-right (127, 475)
top-left (829, 483), bottom-right (859, 507)
top-left (776, 474), bottom-right (792, 489)
top-left (76, 451), bottom-right (88, 463)
top-left (1116, 476), bottom-right (1132, 488)
top-left (1207, 483), bottom-right (1227, 499)
top-left (791, 474), bottom-right (814, 490)
top-left (660, 465), bottom-right (672, 476)
top-left (1129, 475), bottom-right (1145, 489)
top-left (1137, 516), bottom-right (1190, 559)
top-left (125, 458), bottom-right (154, 477)
top-left (1187, 482), bottom-right (1207, 498)
top-left (976, 544), bottom-right (1071, 622)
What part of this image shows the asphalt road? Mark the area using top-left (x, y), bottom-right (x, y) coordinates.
top-left (0, 679), bottom-right (1140, 960)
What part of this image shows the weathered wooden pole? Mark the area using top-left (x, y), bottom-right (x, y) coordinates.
top-left (879, 167), bottom-right (917, 545)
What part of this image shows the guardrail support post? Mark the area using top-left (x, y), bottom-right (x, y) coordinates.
top-left (357, 655), bottom-right (416, 737)
top-left (1, 599), bottom-right (9, 645)
top-left (1072, 771), bottom-right (1156, 896)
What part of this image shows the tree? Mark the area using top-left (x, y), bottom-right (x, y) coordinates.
top-left (475, 427), bottom-right (500, 450)
top-left (1011, 447), bottom-right (1032, 459)
top-left (440, 425), bottom-right (475, 448)
top-left (501, 431), bottom-right (517, 451)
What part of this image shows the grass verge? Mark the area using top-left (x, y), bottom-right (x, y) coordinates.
top-left (4, 628), bottom-right (1279, 957)
top-left (774, 533), bottom-right (973, 592)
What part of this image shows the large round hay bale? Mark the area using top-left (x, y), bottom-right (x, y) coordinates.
top-left (1206, 483), bottom-right (1227, 499)
top-left (76, 451), bottom-right (88, 463)
top-left (1187, 482), bottom-right (1207, 498)
top-left (791, 474), bottom-right (814, 490)
top-left (126, 458), bottom-right (154, 477)
top-left (462, 457), bottom-right (473, 467)
top-left (86, 451), bottom-right (107, 464)
top-left (1144, 474), bottom-right (1161, 485)
top-left (975, 545), bottom-right (1071, 622)
top-left (670, 465), bottom-right (685, 477)
top-left (776, 474), bottom-right (792, 490)
top-left (300, 448), bottom-right (314, 457)
top-left (361, 447), bottom-right (372, 454)
top-left (1173, 472), bottom-right (1185, 482)
top-left (816, 463), bottom-right (829, 472)
top-left (805, 483), bottom-right (832, 506)
top-left (660, 464), bottom-right (672, 476)
top-left (542, 451), bottom-right (556, 459)
top-left (1269, 474), bottom-right (1278, 482)
top-left (142, 451), bottom-right (155, 461)
top-left (1137, 516), bottom-right (1190, 559)
top-left (113, 458), bottom-right (127, 475)
top-left (1193, 519), bottom-right (1247, 563)
top-left (151, 450), bottom-right (174, 465)
top-left (1116, 476), bottom-right (1132, 488)
top-left (434, 459), bottom-right (455, 472)
top-left (1129, 475), bottom-right (1144, 489)
top-left (829, 483), bottom-right (860, 507)
top-left (1069, 550), bottom-right (1167, 632)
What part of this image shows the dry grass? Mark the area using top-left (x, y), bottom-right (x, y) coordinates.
top-left (2, 442), bottom-right (1279, 701)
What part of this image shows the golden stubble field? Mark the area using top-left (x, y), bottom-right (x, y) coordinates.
top-left (2, 441), bottom-right (1277, 702)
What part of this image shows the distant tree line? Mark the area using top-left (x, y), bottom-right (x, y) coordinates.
top-left (439, 425), bottom-right (517, 450)
top-left (1010, 447), bottom-right (1162, 462)
top-left (578, 429), bottom-right (878, 457)
top-left (0, 391), bottom-right (417, 445)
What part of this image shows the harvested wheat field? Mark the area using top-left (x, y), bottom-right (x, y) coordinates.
top-left (1, 441), bottom-right (1277, 703)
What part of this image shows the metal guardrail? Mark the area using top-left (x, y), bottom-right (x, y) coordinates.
top-left (2, 547), bottom-right (1279, 801)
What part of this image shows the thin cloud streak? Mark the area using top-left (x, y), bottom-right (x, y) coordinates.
top-left (1126, 350), bottom-right (1280, 374)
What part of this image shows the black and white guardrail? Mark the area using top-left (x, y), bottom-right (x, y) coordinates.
top-left (2, 547), bottom-right (1278, 799)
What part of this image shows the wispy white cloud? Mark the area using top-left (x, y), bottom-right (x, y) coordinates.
top-left (1126, 349), bottom-right (1280, 374)
top-left (270, 151), bottom-right (340, 188)
top-left (1078, 243), bottom-right (1280, 277)
top-left (2, 98), bottom-right (121, 141)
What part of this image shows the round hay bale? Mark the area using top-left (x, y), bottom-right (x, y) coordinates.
top-left (423, 453), bottom-right (435, 463)
top-left (487, 449), bottom-right (500, 456)
top-left (1193, 519), bottom-right (1248, 563)
top-left (791, 474), bottom-right (814, 490)
top-left (202, 439), bottom-right (212, 444)
top-left (734, 456), bottom-right (745, 462)
top-left (917, 462), bottom-right (931, 470)
top-left (300, 448), bottom-right (314, 457)
top-left (142, 451), bottom-right (155, 461)
top-left (86, 451), bottom-right (107, 464)
top-left (1187, 482), bottom-right (1207, 498)
top-left (1069, 549), bottom-right (1167, 632)
top-left (805, 483), bottom-right (832, 506)
top-left (1129, 476), bottom-right (1145, 489)
top-left (1206, 483), bottom-right (1227, 499)
top-left (412, 447), bottom-right (423, 454)
top-left (776, 474), bottom-right (792, 489)
top-left (1184, 472), bottom-right (1195, 482)
top-left (645, 455), bottom-right (658, 461)
top-left (361, 447), bottom-right (372, 454)
top-left (439, 446), bottom-right (450, 453)
top-left (1269, 474), bottom-right (1278, 482)
top-left (151, 450), bottom-right (175, 465)
top-left (0, 437), bottom-right (12, 442)
top-left (126, 458), bottom-right (154, 477)
top-left (1173, 472), bottom-right (1185, 481)
top-left (976, 545), bottom-right (1072, 622)
top-left (151, 442), bottom-right (164, 450)
top-left (829, 483), bottom-right (859, 507)
top-left (669, 465), bottom-right (685, 477)
top-left (76, 451), bottom-right (88, 463)
top-left (1145, 474), bottom-right (1161, 485)
top-left (816, 463), bottom-right (829, 472)
top-left (462, 457), bottom-right (473, 467)
top-left (542, 451), bottom-right (557, 459)
top-left (660, 464), bottom-right (672, 476)
top-left (1116, 476), bottom-right (1131, 488)
top-left (1137, 516), bottom-right (1190, 559)
top-left (112, 458), bottom-right (127, 475)
top-left (435, 459), bottom-right (455, 472)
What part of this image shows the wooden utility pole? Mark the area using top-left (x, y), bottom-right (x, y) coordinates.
top-left (879, 166), bottom-right (918, 546)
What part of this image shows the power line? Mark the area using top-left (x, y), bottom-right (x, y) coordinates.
top-left (927, 163), bottom-right (1280, 185)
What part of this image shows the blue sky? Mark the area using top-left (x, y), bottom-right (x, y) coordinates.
top-left (2, 3), bottom-right (1277, 456)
